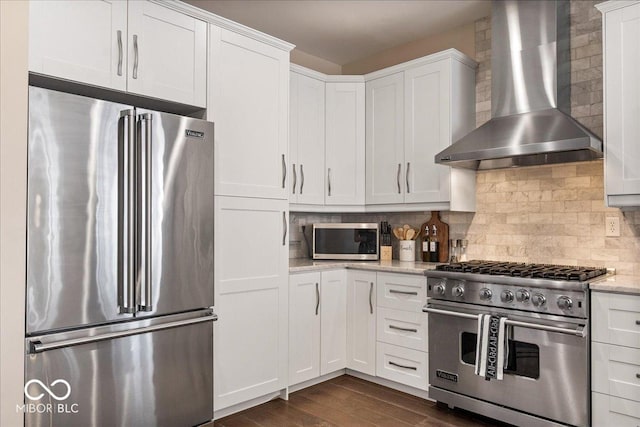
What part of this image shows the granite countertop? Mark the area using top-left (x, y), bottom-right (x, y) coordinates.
top-left (589, 274), bottom-right (640, 295)
top-left (289, 258), bottom-right (440, 275)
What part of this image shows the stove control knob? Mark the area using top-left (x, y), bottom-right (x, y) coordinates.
top-left (452, 286), bottom-right (464, 297)
top-left (433, 283), bottom-right (446, 295)
top-left (500, 290), bottom-right (514, 303)
top-left (532, 293), bottom-right (547, 307)
top-left (479, 288), bottom-right (492, 300)
top-left (516, 289), bottom-right (530, 303)
top-left (557, 296), bottom-right (573, 311)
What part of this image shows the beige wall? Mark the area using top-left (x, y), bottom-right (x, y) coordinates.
top-left (342, 21), bottom-right (476, 75)
top-left (290, 49), bottom-right (342, 75)
top-left (0, 1), bottom-right (28, 425)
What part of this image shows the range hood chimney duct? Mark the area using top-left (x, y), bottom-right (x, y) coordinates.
top-left (435, 0), bottom-right (602, 170)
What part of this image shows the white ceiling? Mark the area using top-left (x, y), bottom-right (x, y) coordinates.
top-left (184, 1), bottom-right (491, 65)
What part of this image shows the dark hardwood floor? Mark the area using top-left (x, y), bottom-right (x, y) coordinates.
top-left (216, 375), bottom-right (504, 427)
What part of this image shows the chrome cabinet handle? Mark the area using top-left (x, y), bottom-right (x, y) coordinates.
top-left (389, 361), bottom-right (417, 371)
top-left (389, 289), bottom-right (418, 296)
top-left (28, 313), bottom-right (216, 354)
top-left (132, 35), bottom-right (139, 79)
top-left (282, 154), bottom-right (286, 189)
top-left (422, 307), bottom-right (587, 337)
top-left (118, 110), bottom-right (136, 314)
top-left (636, 373), bottom-right (640, 379)
top-left (327, 168), bottom-right (332, 197)
top-left (292, 163), bottom-right (297, 194)
top-left (397, 163), bottom-right (401, 194)
top-left (636, 320), bottom-right (640, 325)
top-left (389, 325), bottom-right (418, 333)
top-left (300, 164), bottom-right (304, 195)
top-left (369, 282), bottom-right (374, 314)
top-left (282, 211), bottom-right (287, 246)
top-left (406, 162), bottom-right (410, 194)
top-left (315, 283), bottom-right (320, 315)
top-left (117, 30), bottom-right (123, 76)
top-left (137, 113), bottom-right (153, 312)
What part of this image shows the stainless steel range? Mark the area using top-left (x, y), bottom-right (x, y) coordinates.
top-left (423, 261), bottom-right (607, 427)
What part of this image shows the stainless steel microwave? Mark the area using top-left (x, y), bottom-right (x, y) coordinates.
top-left (312, 223), bottom-right (379, 260)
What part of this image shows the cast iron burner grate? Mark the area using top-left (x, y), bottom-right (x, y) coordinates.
top-left (437, 260), bottom-right (607, 282)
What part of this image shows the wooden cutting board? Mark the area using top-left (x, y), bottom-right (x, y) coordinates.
top-left (420, 211), bottom-right (449, 263)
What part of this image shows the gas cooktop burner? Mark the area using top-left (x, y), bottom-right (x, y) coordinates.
top-left (437, 260), bottom-right (607, 282)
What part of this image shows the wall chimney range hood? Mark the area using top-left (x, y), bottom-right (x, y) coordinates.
top-left (435, 0), bottom-right (602, 170)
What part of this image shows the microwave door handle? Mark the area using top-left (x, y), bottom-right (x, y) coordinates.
top-left (138, 113), bottom-right (153, 312)
top-left (118, 110), bottom-right (136, 314)
top-left (422, 307), bottom-right (586, 337)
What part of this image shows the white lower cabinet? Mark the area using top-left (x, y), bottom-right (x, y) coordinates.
top-left (346, 270), bottom-right (377, 376)
top-left (376, 342), bottom-right (428, 391)
top-left (591, 291), bottom-right (640, 426)
top-left (288, 270), bottom-right (347, 386)
top-left (214, 197), bottom-right (288, 410)
top-left (376, 307), bottom-right (427, 352)
top-left (592, 392), bottom-right (640, 426)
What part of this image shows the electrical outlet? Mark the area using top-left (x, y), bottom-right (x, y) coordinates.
top-left (605, 216), bottom-right (620, 237)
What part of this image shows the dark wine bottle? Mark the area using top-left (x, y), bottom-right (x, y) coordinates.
top-left (421, 225), bottom-right (430, 262)
top-left (429, 225), bottom-right (439, 262)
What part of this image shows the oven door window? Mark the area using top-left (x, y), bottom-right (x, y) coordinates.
top-left (460, 332), bottom-right (540, 379)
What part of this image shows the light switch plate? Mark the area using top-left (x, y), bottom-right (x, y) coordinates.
top-left (605, 216), bottom-right (620, 237)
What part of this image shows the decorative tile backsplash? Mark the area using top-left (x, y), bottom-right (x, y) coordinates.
top-left (290, 1), bottom-right (640, 274)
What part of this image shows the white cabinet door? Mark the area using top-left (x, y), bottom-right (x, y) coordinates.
top-left (214, 196), bottom-right (288, 410)
top-left (210, 26), bottom-right (289, 199)
top-left (320, 270), bottom-right (347, 375)
top-left (365, 73), bottom-right (405, 205)
top-left (346, 270), bottom-right (376, 375)
top-left (127, 1), bottom-right (206, 107)
top-left (289, 272), bottom-right (321, 386)
top-left (603, 3), bottom-right (640, 204)
top-left (404, 60), bottom-right (451, 204)
top-left (325, 82), bottom-right (365, 205)
top-left (29, 0), bottom-right (127, 91)
top-left (290, 72), bottom-right (325, 205)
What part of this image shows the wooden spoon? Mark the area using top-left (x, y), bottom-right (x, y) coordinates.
top-left (393, 227), bottom-right (405, 240)
top-left (405, 228), bottom-right (416, 240)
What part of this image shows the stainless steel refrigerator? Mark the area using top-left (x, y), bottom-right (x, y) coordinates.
top-left (24, 87), bottom-right (216, 427)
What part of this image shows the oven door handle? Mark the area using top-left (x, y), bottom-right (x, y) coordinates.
top-left (422, 307), bottom-right (587, 338)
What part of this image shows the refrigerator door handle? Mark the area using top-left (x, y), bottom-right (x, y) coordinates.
top-left (137, 113), bottom-right (153, 312)
top-left (118, 110), bottom-right (136, 314)
top-left (28, 313), bottom-right (217, 354)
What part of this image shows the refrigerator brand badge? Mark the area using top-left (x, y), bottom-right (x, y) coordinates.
top-left (185, 129), bottom-right (205, 139)
top-left (435, 369), bottom-right (458, 383)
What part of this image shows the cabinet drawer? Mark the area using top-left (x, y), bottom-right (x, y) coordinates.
top-left (377, 273), bottom-right (426, 312)
top-left (377, 307), bottom-right (427, 351)
top-left (592, 292), bottom-right (640, 348)
top-left (375, 342), bottom-right (428, 390)
top-left (592, 342), bottom-right (640, 402)
top-left (592, 392), bottom-right (640, 427)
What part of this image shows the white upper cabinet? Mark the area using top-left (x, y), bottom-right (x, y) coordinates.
top-left (209, 26), bottom-right (290, 199)
top-left (325, 81), bottom-right (366, 206)
top-left (29, 0), bottom-right (127, 91)
top-left (127, 1), bottom-right (206, 107)
top-left (290, 70), bottom-right (326, 205)
top-left (598, 1), bottom-right (640, 207)
top-left (366, 72), bottom-right (405, 205)
top-left (365, 51), bottom-right (476, 211)
top-left (29, 0), bottom-right (207, 107)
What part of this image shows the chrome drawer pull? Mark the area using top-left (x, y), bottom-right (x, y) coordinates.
top-left (636, 373), bottom-right (640, 379)
top-left (389, 289), bottom-right (418, 296)
top-left (389, 325), bottom-right (418, 333)
top-left (636, 320), bottom-right (640, 325)
top-left (389, 361), bottom-right (417, 371)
